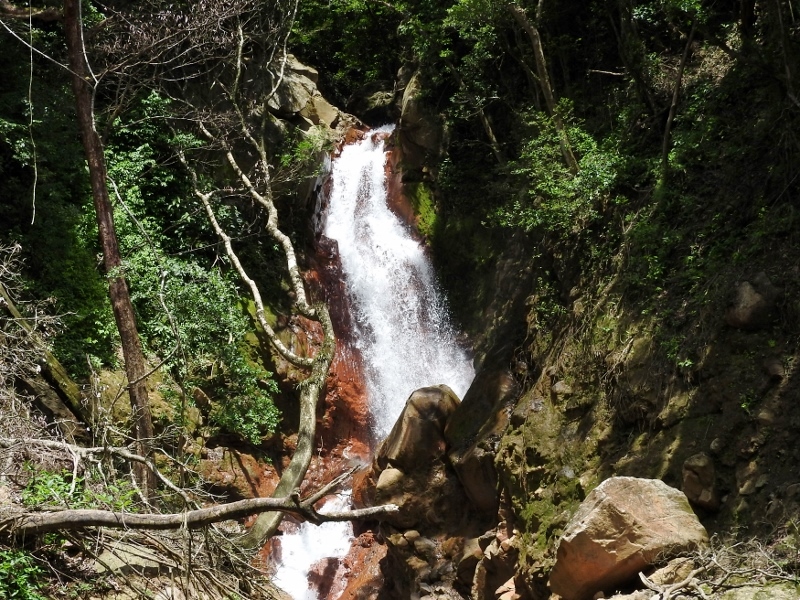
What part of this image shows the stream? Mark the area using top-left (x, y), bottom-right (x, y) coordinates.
top-left (273, 126), bottom-right (475, 599)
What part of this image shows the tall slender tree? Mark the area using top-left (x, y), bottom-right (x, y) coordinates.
top-left (63, 0), bottom-right (156, 499)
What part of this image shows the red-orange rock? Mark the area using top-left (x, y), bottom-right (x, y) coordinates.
top-left (549, 477), bottom-right (708, 600)
top-left (334, 532), bottom-right (388, 600)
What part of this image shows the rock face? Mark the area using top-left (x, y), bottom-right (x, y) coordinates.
top-left (398, 71), bottom-right (444, 169)
top-left (682, 453), bottom-right (720, 511)
top-left (263, 54), bottom-right (341, 129)
top-left (445, 370), bottom-right (518, 517)
top-left (549, 477), bottom-right (709, 600)
top-left (368, 385), bottom-right (467, 529)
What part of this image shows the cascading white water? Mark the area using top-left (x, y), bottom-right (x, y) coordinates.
top-left (274, 126), bottom-right (474, 599)
top-left (324, 125), bottom-right (475, 437)
top-left (272, 494), bottom-right (353, 600)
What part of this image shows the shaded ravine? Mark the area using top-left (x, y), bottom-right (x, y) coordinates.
top-left (272, 127), bottom-right (474, 599)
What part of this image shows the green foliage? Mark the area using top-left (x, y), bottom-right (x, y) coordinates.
top-left (492, 104), bottom-right (619, 238)
top-left (406, 182), bottom-right (438, 238)
top-left (22, 465), bottom-right (137, 511)
top-left (0, 550), bottom-right (46, 600)
top-left (291, 0), bottom-right (403, 104)
top-left (0, 28), bottom-right (116, 373)
top-left (278, 125), bottom-right (334, 175)
top-left (209, 362), bottom-right (281, 445)
top-left (98, 92), bottom-right (282, 443)
top-left (21, 466), bottom-right (75, 507)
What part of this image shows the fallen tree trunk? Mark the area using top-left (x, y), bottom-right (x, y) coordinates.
top-left (0, 498), bottom-right (397, 537)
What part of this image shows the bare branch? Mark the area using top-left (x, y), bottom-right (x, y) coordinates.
top-left (1, 492), bottom-right (397, 536)
top-left (178, 149), bottom-right (314, 369)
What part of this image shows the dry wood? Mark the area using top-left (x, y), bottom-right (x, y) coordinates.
top-left (0, 496), bottom-right (398, 537)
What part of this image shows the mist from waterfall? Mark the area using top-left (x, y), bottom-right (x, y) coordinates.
top-left (324, 125), bottom-right (475, 438)
top-left (274, 126), bottom-right (474, 599)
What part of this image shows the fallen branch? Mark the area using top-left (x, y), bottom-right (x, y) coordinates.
top-left (0, 438), bottom-right (396, 537)
top-left (0, 437), bottom-right (193, 504)
top-left (0, 498), bottom-right (398, 537)
top-left (639, 565), bottom-right (709, 600)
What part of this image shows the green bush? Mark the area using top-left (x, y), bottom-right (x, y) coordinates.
top-left (0, 550), bottom-right (46, 600)
top-left (491, 103), bottom-right (619, 238)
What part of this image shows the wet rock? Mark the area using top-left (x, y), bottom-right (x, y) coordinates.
top-left (307, 557), bottom-right (343, 599)
top-left (335, 531), bottom-right (388, 600)
top-left (682, 453), bottom-right (720, 511)
top-left (549, 477), bottom-right (708, 600)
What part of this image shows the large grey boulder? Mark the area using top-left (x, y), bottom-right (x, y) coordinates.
top-left (376, 385), bottom-right (460, 472)
top-left (264, 54), bottom-right (324, 118)
top-left (367, 385), bottom-right (468, 529)
top-left (549, 477), bottom-right (709, 600)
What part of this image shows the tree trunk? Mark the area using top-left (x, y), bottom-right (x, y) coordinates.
top-left (661, 21), bottom-right (696, 176)
top-left (63, 0), bottom-right (156, 500)
top-left (507, 0), bottom-right (579, 174)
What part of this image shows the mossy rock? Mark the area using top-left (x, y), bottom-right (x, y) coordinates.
top-left (406, 181), bottom-right (437, 239)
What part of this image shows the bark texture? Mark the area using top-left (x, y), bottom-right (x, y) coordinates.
top-left (63, 0), bottom-right (156, 499)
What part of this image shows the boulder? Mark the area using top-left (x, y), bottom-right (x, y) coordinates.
top-left (265, 55), bottom-right (319, 116)
top-left (446, 370), bottom-right (518, 517)
top-left (366, 385), bottom-right (471, 529)
top-left (301, 93), bottom-right (340, 128)
top-left (682, 453), bottom-right (720, 511)
top-left (549, 477), bottom-right (709, 600)
top-left (725, 273), bottom-right (779, 330)
top-left (376, 385), bottom-right (460, 472)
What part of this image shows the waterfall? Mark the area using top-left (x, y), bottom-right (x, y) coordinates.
top-left (324, 125), bottom-right (474, 437)
top-left (273, 125), bottom-right (474, 599)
